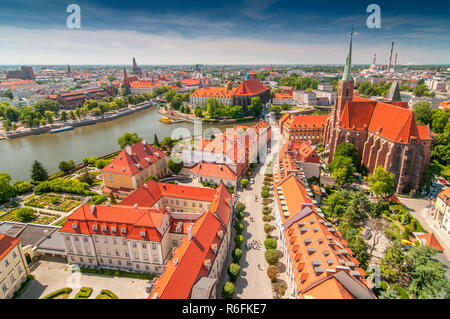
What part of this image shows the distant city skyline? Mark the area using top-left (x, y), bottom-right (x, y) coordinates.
top-left (0, 0), bottom-right (449, 65)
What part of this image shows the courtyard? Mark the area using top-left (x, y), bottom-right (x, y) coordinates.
top-left (18, 256), bottom-right (150, 299)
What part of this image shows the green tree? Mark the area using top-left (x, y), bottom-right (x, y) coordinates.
top-left (235, 202), bottom-right (246, 213)
top-left (222, 282), bottom-right (235, 299)
top-left (0, 173), bottom-right (15, 203)
top-left (240, 178), bottom-right (249, 189)
top-left (168, 156), bottom-right (183, 174)
top-left (413, 84), bottom-right (430, 97)
top-left (109, 192), bottom-right (117, 205)
top-left (413, 102), bottom-right (433, 125)
top-left (267, 265), bottom-right (279, 281)
top-left (232, 248), bottom-right (243, 263)
top-left (335, 142), bottom-right (359, 169)
top-left (367, 166), bottom-right (395, 199)
top-left (264, 249), bottom-right (280, 265)
top-left (171, 96), bottom-right (182, 110)
top-left (194, 107), bottom-right (203, 118)
top-left (60, 111), bottom-right (68, 122)
top-left (234, 235), bottom-right (244, 247)
top-left (431, 110), bottom-right (449, 133)
top-left (248, 97), bottom-right (263, 117)
top-left (12, 181), bottom-right (31, 195)
top-left (15, 207), bottom-right (36, 223)
top-left (234, 221), bottom-right (244, 234)
top-left (380, 242), bottom-right (407, 284)
top-left (117, 132), bottom-right (142, 149)
top-left (264, 238), bottom-right (277, 250)
top-left (31, 160), bottom-right (48, 182)
top-left (269, 106), bottom-right (281, 114)
top-left (328, 156), bottom-right (356, 187)
top-left (164, 89), bottom-right (177, 103)
top-left (153, 133), bottom-right (160, 147)
top-left (228, 263), bottom-right (241, 282)
top-left (261, 189), bottom-right (270, 198)
top-left (59, 160), bottom-right (75, 173)
top-left (78, 172), bottom-right (94, 186)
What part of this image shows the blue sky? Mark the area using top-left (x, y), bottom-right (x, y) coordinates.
top-left (0, 0), bottom-right (449, 65)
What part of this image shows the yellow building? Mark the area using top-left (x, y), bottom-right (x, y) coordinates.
top-left (0, 234), bottom-right (30, 299)
top-left (102, 141), bottom-right (169, 199)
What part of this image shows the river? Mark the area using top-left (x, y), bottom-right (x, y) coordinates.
top-left (0, 105), bottom-right (256, 182)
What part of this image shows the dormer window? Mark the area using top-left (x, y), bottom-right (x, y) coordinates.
top-left (101, 226), bottom-right (107, 232)
top-left (111, 227), bottom-right (117, 233)
top-left (140, 231), bottom-right (146, 237)
top-left (121, 228), bottom-right (126, 234)
top-left (92, 225), bottom-right (98, 231)
top-left (72, 223), bottom-right (78, 230)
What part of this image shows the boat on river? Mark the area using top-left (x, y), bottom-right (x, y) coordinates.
top-left (49, 126), bottom-right (74, 133)
top-left (158, 117), bottom-right (172, 124)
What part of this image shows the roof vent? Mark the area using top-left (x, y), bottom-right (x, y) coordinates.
top-left (134, 203), bottom-right (138, 209)
top-left (307, 247), bottom-right (316, 254)
top-left (174, 258), bottom-right (179, 265)
top-left (204, 259), bottom-right (212, 270)
top-left (187, 225), bottom-right (193, 241)
top-left (122, 168), bottom-right (126, 172)
top-left (119, 156), bottom-right (122, 160)
top-left (144, 183), bottom-right (148, 189)
top-left (145, 157), bottom-right (151, 163)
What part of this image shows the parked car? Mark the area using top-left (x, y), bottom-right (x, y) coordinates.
top-left (249, 178), bottom-right (254, 184)
top-left (146, 280), bottom-right (154, 293)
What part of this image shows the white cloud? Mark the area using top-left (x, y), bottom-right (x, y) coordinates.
top-left (0, 26), bottom-right (448, 65)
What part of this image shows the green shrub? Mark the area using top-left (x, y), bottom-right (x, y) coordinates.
top-left (236, 211), bottom-right (245, 220)
top-left (228, 263), bottom-right (241, 282)
top-left (90, 195), bottom-right (107, 205)
top-left (264, 223), bottom-right (274, 234)
top-left (263, 215), bottom-right (271, 222)
top-left (264, 238), bottom-right (277, 250)
top-left (261, 189), bottom-right (270, 198)
top-left (234, 221), bottom-right (245, 234)
top-left (222, 282), bottom-right (235, 299)
top-left (74, 287), bottom-right (93, 299)
top-left (232, 248), bottom-right (243, 263)
top-left (96, 289), bottom-right (118, 299)
top-left (234, 235), bottom-right (244, 248)
top-left (380, 281), bottom-right (388, 290)
top-left (390, 284), bottom-right (409, 299)
top-left (42, 287), bottom-right (72, 299)
top-left (34, 178), bottom-right (90, 196)
top-left (235, 202), bottom-right (246, 213)
top-left (265, 249), bottom-right (279, 265)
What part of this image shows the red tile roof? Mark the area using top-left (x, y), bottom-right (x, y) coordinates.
top-left (416, 233), bottom-right (444, 252)
top-left (0, 234), bottom-right (21, 261)
top-left (189, 163), bottom-right (237, 181)
top-left (120, 180), bottom-right (218, 207)
top-left (191, 87), bottom-right (233, 99)
top-left (59, 205), bottom-right (170, 242)
top-left (285, 115), bottom-right (329, 130)
top-left (102, 141), bottom-right (167, 176)
top-left (233, 78), bottom-right (269, 96)
top-left (149, 184), bottom-right (232, 299)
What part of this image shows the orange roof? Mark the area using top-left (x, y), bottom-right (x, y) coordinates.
top-left (102, 141), bottom-right (167, 176)
top-left (129, 80), bottom-right (161, 89)
top-left (0, 234), bottom-right (21, 261)
top-left (189, 163), bottom-right (237, 181)
top-left (233, 78), bottom-right (269, 96)
top-left (284, 114), bottom-right (328, 130)
top-left (416, 233), bottom-right (444, 252)
top-left (59, 205), bottom-right (170, 242)
top-left (180, 78), bottom-right (202, 86)
top-left (121, 179), bottom-right (218, 207)
top-left (340, 96), bottom-right (424, 144)
top-left (273, 93), bottom-right (293, 99)
top-left (149, 185), bottom-right (232, 299)
top-left (417, 125), bottom-right (431, 140)
top-left (191, 87), bottom-right (233, 99)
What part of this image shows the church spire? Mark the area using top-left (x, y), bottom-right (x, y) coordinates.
top-left (342, 30), bottom-right (353, 81)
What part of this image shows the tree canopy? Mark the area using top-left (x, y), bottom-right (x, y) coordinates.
top-left (117, 132), bottom-right (142, 149)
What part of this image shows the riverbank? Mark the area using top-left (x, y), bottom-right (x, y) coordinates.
top-left (158, 106), bottom-right (255, 124)
top-left (0, 101), bottom-right (156, 140)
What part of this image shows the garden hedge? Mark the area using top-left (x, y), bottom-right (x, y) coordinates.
top-left (42, 287), bottom-right (72, 299)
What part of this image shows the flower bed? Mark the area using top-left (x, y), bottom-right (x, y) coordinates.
top-left (96, 289), bottom-right (118, 299)
top-left (42, 287), bottom-right (73, 299)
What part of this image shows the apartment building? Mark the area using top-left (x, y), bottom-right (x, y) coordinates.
top-left (272, 92), bottom-right (293, 105)
top-left (279, 114), bottom-right (328, 143)
top-left (431, 188), bottom-right (450, 235)
top-left (60, 181), bottom-right (233, 298)
top-left (0, 234), bottom-right (30, 299)
top-left (271, 154), bottom-right (375, 299)
top-left (190, 87), bottom-right (233, 106)
top-left (102, 140), bottom-right (168, 199)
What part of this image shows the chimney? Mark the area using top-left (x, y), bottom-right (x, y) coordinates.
top-left (126, 146), bottom-right (132, 156)
top-left (187, 224), bottom-right (193, 241)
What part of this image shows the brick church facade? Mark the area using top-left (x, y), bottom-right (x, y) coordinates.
top-left (323, 33), bottom-right (431, 194)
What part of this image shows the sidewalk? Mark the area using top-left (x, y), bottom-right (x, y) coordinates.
top-left (235, 160), bottom-right (273, 299)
